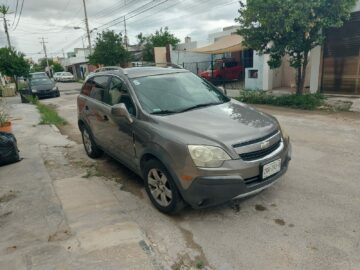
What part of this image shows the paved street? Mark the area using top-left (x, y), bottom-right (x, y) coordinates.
top-left (37, 82), bottom-right (360, 270)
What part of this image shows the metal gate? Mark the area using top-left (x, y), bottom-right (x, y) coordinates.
top-left (322, 11), bottom-right (360, 94)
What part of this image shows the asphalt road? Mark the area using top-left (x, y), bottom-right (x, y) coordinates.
top-left (43, 82), bottom-right (360, 270)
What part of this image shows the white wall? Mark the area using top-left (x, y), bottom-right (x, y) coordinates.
top-left (354, 0), bottom-right (360, 11)
top-left (245, 52), bottom-right (266, 90)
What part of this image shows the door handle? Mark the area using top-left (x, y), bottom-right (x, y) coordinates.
top-left (103, 115), bottom-right (109, 121)
top-left (85, 105), bottom-right (89, 111)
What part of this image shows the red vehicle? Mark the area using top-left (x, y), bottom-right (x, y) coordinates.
top-left (199, 59), bottom-right (244, 83)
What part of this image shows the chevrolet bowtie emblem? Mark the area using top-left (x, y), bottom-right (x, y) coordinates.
top-left (261, 141), bottom-right (270, 149)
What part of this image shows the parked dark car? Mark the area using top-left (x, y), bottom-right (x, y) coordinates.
top-left (77, 67), bottom-right (291, 214)
top-left (26, 73), bottom-right (60, 98)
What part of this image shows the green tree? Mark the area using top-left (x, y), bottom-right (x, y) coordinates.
top-left (236, 0), bottom-right (357, 95)
top-left (88, 30), bottom-right (130, 66)
top-left (52, 62), bottom-right (64, 73)
top-left (0, 47), bottom-right (30, 92)
top-left (139, 27), bottom-right (180, 62)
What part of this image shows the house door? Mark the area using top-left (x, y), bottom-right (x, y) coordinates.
top-left (322, 11), bottom-right (360, 94)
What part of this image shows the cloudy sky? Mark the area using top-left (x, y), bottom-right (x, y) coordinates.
top-left (0, 0), bottom-right (240, 61)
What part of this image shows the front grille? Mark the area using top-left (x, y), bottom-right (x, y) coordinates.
top-left (239, 140), bottom-right (281, 161)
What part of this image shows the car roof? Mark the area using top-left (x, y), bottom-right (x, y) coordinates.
top-left (88, 67), bottom-right (188, 79)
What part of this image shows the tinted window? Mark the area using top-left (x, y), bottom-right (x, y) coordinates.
top-left (90, 76), bottom-right (109, 102)
top-left (106, 77), bottom-right (136, 115)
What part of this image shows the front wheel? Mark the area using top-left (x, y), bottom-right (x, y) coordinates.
top-left (80, 125), bottom-right (103, 158)
top-left (143, 160), bottom-right (185, 214)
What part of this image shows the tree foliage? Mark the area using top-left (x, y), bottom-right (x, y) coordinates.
top-left (0, 47), bottom-right (30, 91)
top-left (33, 59), bottom-right (64, 73)
top-left (236, 0), bottom-right (357, 95)
top-left (88, 30), bottom-right (130, 66)
top-left (0, 47), bottom-right (29, 77)
top-left (138, 27), bottom-right (180, 62)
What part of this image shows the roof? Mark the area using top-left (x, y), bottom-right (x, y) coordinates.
top-left (124, 67), bottom-right (188, 78)
top-left (191, 35), bottom-right (246, 54)
top-left (88, 67), bottom-right (189, 80)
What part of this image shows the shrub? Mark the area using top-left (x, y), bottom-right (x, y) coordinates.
top-left (237, 90), bottom-right (325, 110)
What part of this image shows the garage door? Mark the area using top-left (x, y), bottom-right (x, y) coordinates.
top-left (322, 11), bottom-right (360, 94)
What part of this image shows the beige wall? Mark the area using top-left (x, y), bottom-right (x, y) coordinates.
top-left (278, 55), bottom-right (311, 89)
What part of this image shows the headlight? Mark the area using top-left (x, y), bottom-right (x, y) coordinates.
top-left (52, 87), bottom-right (58, 91)
top-left (188, 145), bottom-right (231, 168)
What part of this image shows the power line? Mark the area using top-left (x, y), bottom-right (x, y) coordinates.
top-left (12, 0), bottom-right (19, 27)
top-left (13, 0), bottom-right (24, 31)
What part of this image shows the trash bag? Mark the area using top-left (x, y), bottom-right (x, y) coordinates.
top-left (0, 132), bottom-right (20, 166)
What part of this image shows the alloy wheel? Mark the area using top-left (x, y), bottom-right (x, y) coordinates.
top-left (147, 168), bottom-right (173, 207)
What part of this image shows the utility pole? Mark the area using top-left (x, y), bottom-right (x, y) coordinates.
top-left (40, 37), bottom-right (50, 73)
top-left (123, 16), bottom-right (128, 49)
top-left (82, 0), bottom-right (92, 54)
top-left (0, 5), bottom-right (12, 48)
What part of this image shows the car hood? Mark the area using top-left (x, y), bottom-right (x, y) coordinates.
top-left (152, 100), bottom-right (279, 146)
top-left (31, 83), bottom-right (54, 90)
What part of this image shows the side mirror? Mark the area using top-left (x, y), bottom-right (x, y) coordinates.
top-left (111, 103), bottom-right (133, 124)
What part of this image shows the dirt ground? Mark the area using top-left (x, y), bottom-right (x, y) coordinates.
top-left (41, 82), bottom-right (360, 270)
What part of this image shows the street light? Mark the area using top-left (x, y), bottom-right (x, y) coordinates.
top-left (73, 27), bottom-right (98, 52)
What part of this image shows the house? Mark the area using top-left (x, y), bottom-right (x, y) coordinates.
top-left (245, 1), bottom-right (360, 95)
top-left (61, 48), bottom-right (95, 80)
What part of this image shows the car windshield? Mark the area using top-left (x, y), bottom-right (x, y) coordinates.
top-left (30, 77), bottom-right (52, 86)
top-left (131, 72), bottom-right (229, 115)
top-left (62, 72), bottom-right (72, 76)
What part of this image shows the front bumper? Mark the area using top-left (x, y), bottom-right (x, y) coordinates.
top-left (181, 141), bottom-right (291, 209)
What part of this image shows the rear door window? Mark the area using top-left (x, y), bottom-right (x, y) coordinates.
top-left (89, 76), bottom-right (110, 102)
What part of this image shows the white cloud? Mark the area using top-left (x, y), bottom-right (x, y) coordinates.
top-left (2, 0), bottom-right (240, 61)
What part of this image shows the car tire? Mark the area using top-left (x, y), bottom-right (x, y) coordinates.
top-left (80, 125), bottom-right (103, 158)
top-left (143, 159), bottom-right (185, 214)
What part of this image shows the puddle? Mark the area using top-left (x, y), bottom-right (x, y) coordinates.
top-left (255, 204), bottom-right (267, 211)
top-left (0, 191), bottom-right (18, 203)
top-left (274, 218), bottom-right (286, 226)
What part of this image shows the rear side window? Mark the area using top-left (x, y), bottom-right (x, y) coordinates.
top-left (81, 78), bottom-right (93, 96)
top-left (82, 76), bottom-right (109, 102)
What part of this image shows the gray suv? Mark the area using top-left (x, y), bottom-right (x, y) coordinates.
top-left (77, 67), bottom-right (291, 213)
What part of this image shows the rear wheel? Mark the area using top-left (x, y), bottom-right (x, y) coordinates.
top-left (80, 125), bottom-right (103, 158)
top-left (143, 159), bottom-right (184, 214)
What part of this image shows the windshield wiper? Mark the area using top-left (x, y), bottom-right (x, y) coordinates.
top-left (150, 110), bottom-right (178, 115)
top-left (179, 102), bottom-right (224, 113)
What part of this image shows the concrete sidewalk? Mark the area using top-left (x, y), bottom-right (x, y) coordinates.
top-left (0, 99), bottom-right (162, 269)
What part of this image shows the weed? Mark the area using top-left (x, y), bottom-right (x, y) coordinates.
top-left (36, 103), bottom-right (67, 126)
top-left (237, 90), bottom-right (325, 110)
top-left (196, 260), bottom-right (204, 269)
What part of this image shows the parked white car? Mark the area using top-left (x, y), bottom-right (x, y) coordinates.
top-left (53, 72), bottom-right (62, 81)
top-left (57, 72), bottom-right (75, 82)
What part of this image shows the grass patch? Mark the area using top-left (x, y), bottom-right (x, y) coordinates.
top-left (36, 103), bottom-right (67, 126)
top-left (237, 90), bottom-right (325, 110)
